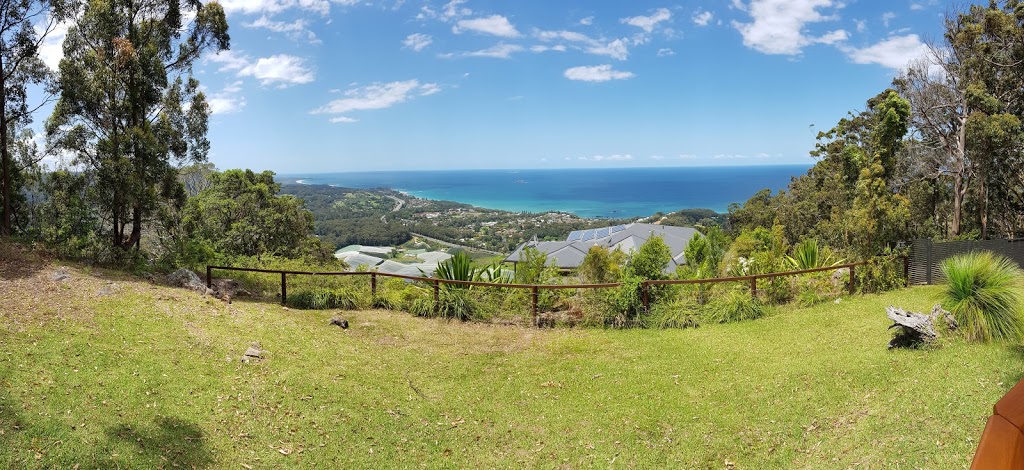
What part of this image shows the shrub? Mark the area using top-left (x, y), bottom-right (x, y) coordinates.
top-left (600, 275), bottom-right (645, 327)
top-left (705, 288), bottom-right (766, 324)
top-left (647, 299), bottom-right (702, 329)
top-left (435, 288), bottom-right (477, 321)
top-left (941, 251), bottom-right (1024, 342)
top-left (287, 287), bottom-right (359, 310)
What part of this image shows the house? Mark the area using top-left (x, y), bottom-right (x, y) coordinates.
top-left (504, 223), bottom-right (701, 273)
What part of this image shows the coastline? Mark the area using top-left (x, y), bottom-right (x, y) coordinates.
top-left (280, 165), bottom-right (808, 218)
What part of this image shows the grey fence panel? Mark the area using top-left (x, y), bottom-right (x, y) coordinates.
top-left (908, 238), bottom-right (1024, 285)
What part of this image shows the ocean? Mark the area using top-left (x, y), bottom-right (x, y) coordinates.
top-left (288, 165), bottom-right (810, 219)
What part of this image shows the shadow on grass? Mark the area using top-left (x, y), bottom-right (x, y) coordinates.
top-left (0, 393), bottom-right (26, 449)
top-left (1001, 344), bottom-right (1024, 388)
top-left (105, 416), bottom-right (214, 468)
top-left (0, 240), bottom-right (46, 280)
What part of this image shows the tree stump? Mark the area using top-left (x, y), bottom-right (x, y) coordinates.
top-left (886, 306), bottom-right (937, 349)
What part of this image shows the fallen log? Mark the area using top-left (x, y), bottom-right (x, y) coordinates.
top-left (886, 306), bottom-right (937, 349)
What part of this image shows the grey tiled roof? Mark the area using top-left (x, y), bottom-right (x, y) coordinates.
top-left (504, 223), bottom-right (701, 272)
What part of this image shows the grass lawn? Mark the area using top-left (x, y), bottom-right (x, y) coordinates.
top-left (1, 256), bottom-right (1022, 468)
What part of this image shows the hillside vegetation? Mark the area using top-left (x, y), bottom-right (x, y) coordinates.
top-left (1, 250), bottom-right (1020, 468)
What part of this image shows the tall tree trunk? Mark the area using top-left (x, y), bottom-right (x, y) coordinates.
top-left (1, 57), bottom-right (9, 237)
top-left (980, 177), bottom-right (988, 239)
top-left (126, 205), bottom-right (141, 249)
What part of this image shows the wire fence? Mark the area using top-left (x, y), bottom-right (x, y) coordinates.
top-left (207, 256), bottom-right (908, 326)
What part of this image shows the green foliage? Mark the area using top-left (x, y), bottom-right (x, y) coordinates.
top-left (32, 171), bottom-right (97, 255)
top-left (786, 239), bottom-right (841, 270)
top-left (626, 236), bottom-right (672, 280)
top-left (793, 273), bottom-right (837, 307)
top-left (600, 275), bottom-right (645, 327)
top-left (941, 251), bottom-right (1024, 342)
top-left (47, 0), bottom-right (229, 249)
top-left (287, 287), bottom-right (359, 310)
top-left (646, 299), bottom-right (702, 329)
top-left (705, 288), bottom-right (767, 324)
top-left (514, 246), bottom-right (557, 284)
top-left (182, 169), bottom-right (330, 261)
top-left (434, 288), bottom-right (477, 321)
top-left (578, 245), bottom-right (626, 283)
top-left (434, 251), bottom-right (477, 287)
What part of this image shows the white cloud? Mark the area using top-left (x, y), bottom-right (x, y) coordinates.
top-left (621, 8), bottom-right (672, 33)
top-left (587, 38), bottom-right (629, 60)
top-left (731, 0), bottom-right (846, 55)
top-left (579, 16), bottom-right (593, 26)
top-left (564, 64), bottom-right (634, 82)
top-left (443, 0), bottom-right (471, 20)
top-left (403, 33), bottom-right (433, 51)
top-left (657, 48), bottom-right (675, 57)
top-left (35, 18), bottom-right (71, 70)
top-left (245, 16), bottom-right (320, 44)
top-left (844, 34), bottom-right (929, 70)
top-left (535, 30), bottom-right (631, 60)
top-left (208, 95), bottom-right (247, 114)
top-left (207, 50), bottom-right (251, 72)
top-left (238, 55), bottom-right (315, 87)
top-left (693, 10), bottom-right (714, 27)
top-left (854, 19), bottom-right (866, 33)
top-left (453, 15), bottom-right (520, 37)
top-left (531, 44), bottom-right (567, 53)
top-left (329, 116), bottom-right (360, 123)
top-left (219, 0), bottom-right (331, 16)
top-left (816, 29), bottom-right (848, 45)
top-left (882, 11), bottom-right (896, 27)
top-left (208, 81), bottom-right (247, 115)
top-left (462, 43), bottom-right (524, 59)
top-left (312, 80), bottom-right (440, 115)
top-left (578, 154), bottom-right (634, 162)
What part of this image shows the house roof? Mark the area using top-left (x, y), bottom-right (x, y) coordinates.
top-left (504, 223), bottom-right (700, 272)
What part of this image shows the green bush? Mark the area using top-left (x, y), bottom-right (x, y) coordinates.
top-left (600, 275), bottom-right (645, 327)
top-left (705, 288), bottom-right (767, 324)
top-left (941, 251), bottom-right (1024, 342)
top-left (647, 299), bottom-right (702, 329)
top-left (287, 287), bottom-right (359, 310)
top-left (793, 273), bottom-right (836, 307)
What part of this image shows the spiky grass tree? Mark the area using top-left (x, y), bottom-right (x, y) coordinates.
top-left (941, 251), bottom-right (1024, 342)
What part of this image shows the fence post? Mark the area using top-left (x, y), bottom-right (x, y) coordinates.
top-left (532, 286), bottom-right (539, 326)
top-left (433, 280), bottom-right (440, 315)
top-left (281, 272), bottom-right (287, 306)
top-left (750, 276), bottom-right (757, 299)
top-left (849, 265), bottom-right (856, 295)
top-left (206, 266), bottom-right (212, 289)
top-left (642, 282), bottom-right (650, 312)
top-left (371, 272), bottom-right (377, 297)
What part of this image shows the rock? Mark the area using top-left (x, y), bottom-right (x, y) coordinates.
top-left (329, 317), bottom-right (349, 329)
top-left (830, 268), bottom-right (849, 287)
top-left (50, 268), bottom-right (71, 282)
top-left (96, 283), bottom-right (120, 297)
top-left (167, 268), bottom-right (205, 293)
top-left (242, 342), bottom-right (264, 363)
top-left (212, 278), bottom-right (251, 303)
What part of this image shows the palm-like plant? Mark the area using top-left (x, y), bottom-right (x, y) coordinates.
top-left (434, 251), bottom-right (477, 288)
top-left (941, 251), bottom-right (1023, 342)
top-left (786, 239), bottom-right (842, 270)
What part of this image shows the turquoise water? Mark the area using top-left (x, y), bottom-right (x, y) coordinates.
top-left (289, 165), bottom-right (808, 218)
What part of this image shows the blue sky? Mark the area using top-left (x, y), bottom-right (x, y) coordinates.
top-left (39, 0), bottom-right (958, 172)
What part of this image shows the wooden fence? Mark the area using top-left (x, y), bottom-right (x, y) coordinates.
top-left (207, 257), bottom-right (908, 326)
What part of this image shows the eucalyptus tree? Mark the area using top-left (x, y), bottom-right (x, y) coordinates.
top-left (46, 0), bottom-right (228, 249)
top-left (1, 0), bottom-right (70, 236)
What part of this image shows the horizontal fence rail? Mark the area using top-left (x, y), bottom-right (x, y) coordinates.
top-left (207, 256), bottom-right (908, 326)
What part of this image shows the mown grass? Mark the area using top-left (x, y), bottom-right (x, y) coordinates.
top-left (1, 260), bottom-right (1022, 468)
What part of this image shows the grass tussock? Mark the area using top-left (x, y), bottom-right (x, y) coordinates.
top-left (941, 251), bottom-right (1024, 342)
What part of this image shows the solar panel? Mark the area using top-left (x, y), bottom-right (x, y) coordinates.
top-left (566, 231), bottom-right (583, 242)
top-left (595, 228), bottom-right (610, 238)
top-left (581, 230), bottom-right (596, 241)
top-left (611, 225), bottom-right (627, 233)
